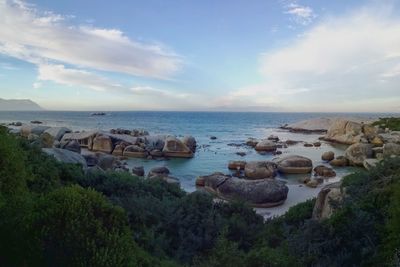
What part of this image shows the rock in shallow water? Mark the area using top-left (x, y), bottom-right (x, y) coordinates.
top-left (198, 173), bottom-right (288, 207)
top-left (244, 161), bottom-right (277, 179)
top-left (276, 155), bottom-right (313, 174)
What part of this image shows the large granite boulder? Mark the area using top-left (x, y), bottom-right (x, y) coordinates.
top-left (182, 136), bottom-right (197, 153)
top-left (62, 140), bottom-right (81, 153)
top-left (162, 136), bottom-right (193, 158)
top-left (244, 161), bottom-right (277, 179)
top-left (344, 143), bottom-right (373, 166)
top-left (313, 165), bottom-right (336, 178)
top-left (312, 182), bottom-right (344, 220)
top-left (42, 148), bottom-right (87, 168)
top-left (329, 156), bottom-right (349, 167)
top-left (43, 127), bottom-right (72, 141)
top-left (276, 155), bottom-right (313, 174)
top-left (383, 143), bottom-right (400, 157)
top-left (21, 125), bottom-right (50, 137)
top-left (199, 173), bottom-right (288, 207)
top-left (61, 131), bottom-right (98, 149)
top-left (112, 144), bottom-right (126, 156)
top-left (92, 134), bottom-right (114, 153)
top-left (323, 119), bottom-right (363, 145)
top-left (123, 145), bottom-right (147, 158)
top-left (255, 140), bottom-right (277, 152)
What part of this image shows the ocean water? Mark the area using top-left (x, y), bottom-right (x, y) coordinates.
top-left (0, 111), bottom-right (390, 216)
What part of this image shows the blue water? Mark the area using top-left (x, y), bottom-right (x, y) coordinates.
top-left (0, 111), bottom-right (391, 192)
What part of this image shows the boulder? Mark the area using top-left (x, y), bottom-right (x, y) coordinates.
top-left (62, 140), bottom-right (81, 153)
top-left (132, 166), bottom-right (145, 177)
top-left (276, 155), bottom-right (313, 174)
top-left (383, 143), bottom-right (400, 157)
top-left (182, 136), bottom-right (197, 153)
top-left (363, 159), bottom-right (379, 170)
top-left (370, 136), bottom-right (384, 147)
top-left (255, 140), bottom-right (277, 152)
top-left (40, 132), bottom-right (55, 148)
top-left (313, 165), bottom-right (336, 178)
top-left (83, 154), bottom-right (98, 167)
top-left (44, 127), bottom-right (72, 141)
top-left (91, 134), bottom-right (114, 153)
top-left (321, 151), bottom-right (335, 161)
top-left (267, 135), bottom-right (279, 142)
top-left (130, 129), bottom-right (149, 137)
top-left (246, 138), bottom-right (259, 147)
top-left (162, 136), bottom-right (193, 158)
top-left (21, 125), bottom-right (50, 137)
top-left (210, 136), bottom-right (217, 140)
top-left (312, 182), bottom-right (344, 220)
top-left (362, 124), bottom-right (378, 140)
top-left (144, 135), bottom-right (166, 151)
top-left (112, 144), bottom-right (126, 156)
top-left (323, 119), bottom-right (363, 145)
top-left (42, 148), bottom-right (87, 168)
top-left (123, 145), bottom-right (147, 158)
top-left (304, 143), bottom-right (313, 147)
top-left (306, 179), bottom-right (320, 188)
top-left (281, 118), bottom-right (332, 133)
top-left (329, 156), bottom-right (349, 167)
top-left (61, 131), bottom-right (98, 149)
top-left (313, 142), bottom-right (321, 147)
top-left (228, 160), bottom-right (247, 170)
top-left (97, 154), bottom-right (116, 171)
top-left (200, 173), bottom-right (288, 207)
top-left (148, 166), bottom-right (170, 177)
top-left (344, 143), bottom-right (373, 166)
top-left (244, 161), bottom-right (277, 179)
top-left (150, 149), bottom-right (163, 157)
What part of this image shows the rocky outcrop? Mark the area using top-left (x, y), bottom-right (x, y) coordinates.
top-left (363, 159), bottom-right (380, 171)
top-left (312, 182), bottom-right (344, 220)
top-left (344, 143), bottom-right (373, 166)
top-left (199, 173), bottom-right (288, 207)
top-left (244, 161), bottom-right (277, 179)
top-left (162, 136), bottom-right (193, 158)
top-left (246, 138), bottom-right (259, 147)
top-left (21, 125), bottom-right (50, 137)
top-left (42, 148), bottom-right (87, 168)
top-left (323, 119), bottom-right (363, 145)
top-left (62, 140), bottom-right (81, 153)
top-left (97, 154), bottom-right (116, 171)
top-left (92, 134), bottom-right (114, 153)
top-left (61, 131), bottom-right (97, 148)
top-left (147, 166), bottom-right (179, 185)
top-left (255, 140), bottom-right (277, 152)
top-left (276, 155), bottom-right (313, 174)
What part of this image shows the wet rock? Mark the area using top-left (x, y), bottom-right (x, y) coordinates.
top-left (276, 155), bottom-right (313, 174)
top-left (148, 166), bottom-right (170, 177)
top-left (162, 136), bottom-right (193, 158)
top-left (244, 161), bottom-right (277, 179)
top-left (285, 140), bottom-right (300, 145)
top-left (123, 145), bottom-right (147, 158)
top-left (329, 156), bottom-right (349, 167)
top-left (255, 140), bottom-right (277, 152)
top-left (236, 152), bottom-right (246, 157)
top-left (182, 135), bottom-right (197, 153)
top-left (228, 160), bottom-right (247, 170)
top-left (30, 120), bottom-right (42, 124)
top-left (267, 135), bottom-right (279, 142)
top-left (304, 143), bottom-right (313, 147)
top-left (313, 165), bottom-right (336, 177)
top-left (246, 138), bottom-right (259, 147)
top-left (321, 151), bottom-right (335, 161)
top-left (210, 136), bottom-right (217, 140)
top-left (132, 166), bottom-right (145, 177)
top-left (313, 141), bottom-right (321, 147)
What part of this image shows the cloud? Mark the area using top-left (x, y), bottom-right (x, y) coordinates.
top-left (0, 0), bottom-right (182, 79)
top-left (32, 82), bottom-right (42, 89)
top-left (0, 62), bottom-right (18, 70)
top-left (223, 5), bottom-right (400, 112)
top-left (284, 2), bottom-right (316, 25)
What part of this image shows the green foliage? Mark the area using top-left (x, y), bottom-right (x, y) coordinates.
top-left (34, 185), bottom-right (152, 267)
top-left (372, 117), bottom-right (400, 131)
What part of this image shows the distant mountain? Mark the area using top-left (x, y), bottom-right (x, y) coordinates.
top-left (0, 98), bottom-right (44, 111)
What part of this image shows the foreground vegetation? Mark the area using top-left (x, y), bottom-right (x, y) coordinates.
top-left (0, 126), bottom-right (399, 266)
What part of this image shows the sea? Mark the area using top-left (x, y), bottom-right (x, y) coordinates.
top-left (0, 111), bottom-right (394, 216)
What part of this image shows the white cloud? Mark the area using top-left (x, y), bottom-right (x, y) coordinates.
top-left (0, 0), bottom-right (182, 79)
top-left (284, 2), bottom-right (316, 25)
top-left (32, 82), bottom-right (42, 89)
top-left (224, 6), bottom-right (400, 112)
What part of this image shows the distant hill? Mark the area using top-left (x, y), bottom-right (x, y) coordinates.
top-left (0, 98), bottom-right (44, 111)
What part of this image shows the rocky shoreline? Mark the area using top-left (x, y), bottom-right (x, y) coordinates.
top-left (4, 116), bottom-right (400, 218)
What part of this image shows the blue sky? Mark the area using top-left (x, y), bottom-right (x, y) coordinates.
top-left (0, 0), bottom-right (400, 111)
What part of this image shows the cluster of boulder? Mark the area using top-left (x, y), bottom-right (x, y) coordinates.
top-left (196, 154), bottom-right (333, 207)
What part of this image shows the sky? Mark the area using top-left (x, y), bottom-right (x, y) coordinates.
top-left (0, 0), bottom-right (400, 112)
